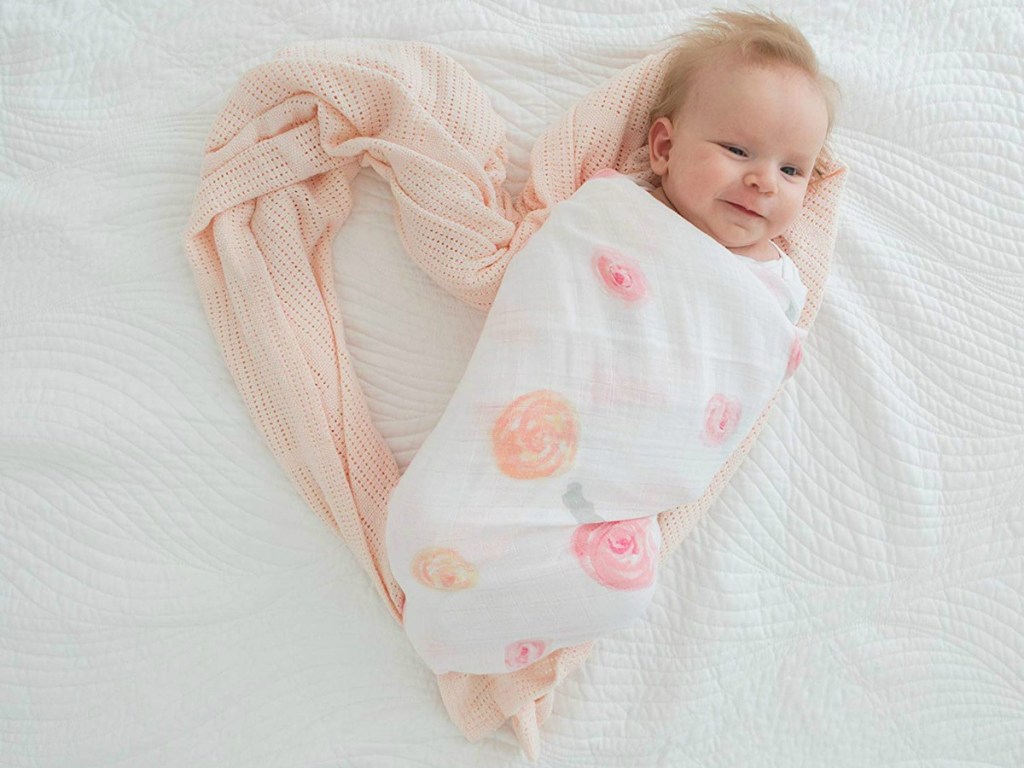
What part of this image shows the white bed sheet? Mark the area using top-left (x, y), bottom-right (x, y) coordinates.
top-left (2, 1), bottom-right (1022, 766)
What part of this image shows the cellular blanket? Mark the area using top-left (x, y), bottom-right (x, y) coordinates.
top-left (183, 39), bottom-right (845, 758)
top-left (387, 172), bottom-right (807, 676)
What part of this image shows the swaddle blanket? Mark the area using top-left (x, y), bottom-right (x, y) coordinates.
top-left (183, 39), bottom-right (845, 759)
top-left (387, 171), bottom-right (807, 675)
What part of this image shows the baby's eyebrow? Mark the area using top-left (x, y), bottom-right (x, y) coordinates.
top-left (785, 149), bottom-right (821, 167)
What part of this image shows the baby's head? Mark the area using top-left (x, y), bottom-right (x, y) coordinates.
top-left (646, 10), bottom-right (839, 261)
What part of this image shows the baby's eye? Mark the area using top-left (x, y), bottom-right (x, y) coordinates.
top-left (722, 145), bottom-right (747, 157)
top-left (781, 166), bottom-right (801, 177)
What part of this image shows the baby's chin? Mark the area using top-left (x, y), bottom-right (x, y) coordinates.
top-left (714, 223), bottom-right (792, 261)
top-left (647, 187), bottom-right (785, 260)
top-left (720, 238), bottom-right (779, 262)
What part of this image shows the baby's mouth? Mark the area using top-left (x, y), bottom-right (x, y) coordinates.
top-left (724, 200), bottom-right (764, 218)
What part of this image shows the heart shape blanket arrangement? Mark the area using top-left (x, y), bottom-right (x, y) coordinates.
top-left (184, 39), bottom-right (846, 759)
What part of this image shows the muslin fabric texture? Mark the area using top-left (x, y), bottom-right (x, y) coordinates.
top-left (183, 40), bottom-right (845, 760)
top-left (386, 172), bottom-right (809, 677)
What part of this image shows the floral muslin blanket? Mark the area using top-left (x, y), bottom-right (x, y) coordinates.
top-left (386, 170), bottom-right (807, 675)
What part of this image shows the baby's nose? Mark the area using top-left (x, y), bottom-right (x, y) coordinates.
top-left (744, 169), bottom-right (776, 195)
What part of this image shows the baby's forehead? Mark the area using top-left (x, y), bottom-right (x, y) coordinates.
top-left (682, 61), bottom-right (828, 146)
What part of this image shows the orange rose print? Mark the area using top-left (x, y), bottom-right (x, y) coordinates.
top-left (492, 390), bottom-right (579, 479)
top-left (411, 547), bottom-right (479, 591)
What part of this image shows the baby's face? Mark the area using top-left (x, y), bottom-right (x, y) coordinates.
top-left (648, 62), bottom-right (829, 261)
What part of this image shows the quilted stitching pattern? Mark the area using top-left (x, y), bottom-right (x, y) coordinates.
top-left (1, 1), bottom-right (1021, 766)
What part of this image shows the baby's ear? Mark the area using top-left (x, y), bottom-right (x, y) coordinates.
top-left (648, 117), bottom-right (673, 176)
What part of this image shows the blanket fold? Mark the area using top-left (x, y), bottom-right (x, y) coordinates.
top-left (184, 39), bottom-right (845, 759)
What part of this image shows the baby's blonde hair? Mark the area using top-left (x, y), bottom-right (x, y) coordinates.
top-left (648, 9), bottom-right (840, 179)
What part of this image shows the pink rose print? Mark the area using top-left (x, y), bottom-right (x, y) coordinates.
top-left (492, 390), bottom-right (579, 479)
top-left (571, 518), bottom-right (658, 591)
top-left (592, 247), bottom-right (648, 303)
top-left (702, 394), bottom-right (742, 446)
top-left (785, 337), bottom-right (803, 378)
top-left (504, 639), bottom-right (548, 671)
top-left (591, 168), bottom-right (619, 180)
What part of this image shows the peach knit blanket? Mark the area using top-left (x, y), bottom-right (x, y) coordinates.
top-left (184, 40), bottom-right (846, 759)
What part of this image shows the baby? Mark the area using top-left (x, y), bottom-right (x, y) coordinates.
top-left (386, 10), bottom-right (839, 676)
top-left (645, 9), bottom-right (838, 313)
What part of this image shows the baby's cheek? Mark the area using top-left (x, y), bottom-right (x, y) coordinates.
top-left (782, 188), bottom-right (810, 227)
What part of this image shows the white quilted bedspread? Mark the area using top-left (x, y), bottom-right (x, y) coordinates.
top-left (2, 1), bottom-right (1022, 766)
